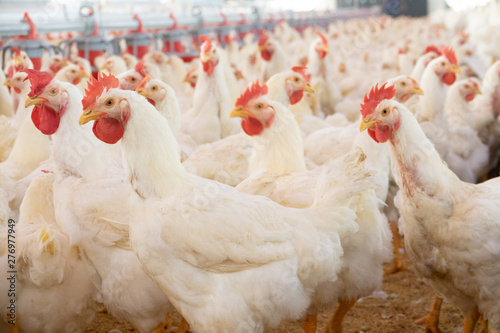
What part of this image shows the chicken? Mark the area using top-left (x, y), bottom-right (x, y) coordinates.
top-left (116, 60), bottom-right (161, 91)
top-left (445, 78), bottom-right (488, 183)
top-left (99, 55), bottom-right (128, 76)
top-left (308, 32), bottom-right (342, 116)
top-left (0, 172), bottom-right (98, 333)
top-left (136, 76), bottom-right (192, 155)
top-left (231, 81), bottom-right (392, 333)
top-left (3, 71), bottom-right (32, 125)
top-left (410, 45), bottom-right (441, 83)
top-left (183, 68), bottom-right (314, 186)
top-left (0, 69), bottom-right (13, 117)
top-left (258, 34), bottom-right (288, 82)
top-left (45, 54), bottom-right (69, 76)
top-left (23, 71), bottom-right (174, 333)
top-left (78, 73), bottom-right (376, 333)
top-left (180, 36), bottom-right (240, 145)
top-left (360, 82), bottom-right (500, 332)
top-left (54, 63), bottom-right (90, 93)
top-left (415, 46), bottom-right (462, 160)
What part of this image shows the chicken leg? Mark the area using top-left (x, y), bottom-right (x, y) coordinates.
top-left (8, 314), bottom-right (18, 333)
top-left (302, 313), bottom-right (318, 333)
top-left (323, 298), bottom-right (357, 333)
top-left (384, 220), bottom-right (405, 274)
top-left (463, 306), bottom-right (479, 333)
top-left (163, 315), bottom-right (190, 333)
top-left (415, 295), bottom-right (443, 333)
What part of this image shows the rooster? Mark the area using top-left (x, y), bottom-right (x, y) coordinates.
top-left (360, 83), bottom-right (500, 333)
top-left (24, 70), bottom-right (174, 333)
top-left (77, 73), bottom-right (376, 333)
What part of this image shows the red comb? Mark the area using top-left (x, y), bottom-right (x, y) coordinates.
top-left (79, 64), bottom-right (85, 71)
top-left (235, 80), bottom-right (268, 108)
top-left (360, 83), bottom-right (396, 118)
top-left (22, 69), bottom-right (54, 98)
top-left (317, 32), bottom-right (328, 46)
top-left (134, 60), bottom-right (146, 77)
top-left (82, 72), bottom-right (119, 110)
top-left (199, 35), bottom-right (212, 53)
top-left (258, 35), bottom-right (269, 47)
top-left (292, 66), bottom-right (310, 82)
top-left (442, 46), bottom-right (457, 65)
top-left (407, 76), bottom-right (418, 85)
top-left (11, 48), bottom-right (21, 57)
top-left (397, 48), bottom-right (405, 55)
top-left (424, 45), bottom-right (441, 55)
top-left (136, 75), bottom-right (151, 91)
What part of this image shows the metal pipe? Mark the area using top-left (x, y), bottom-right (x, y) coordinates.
top-left (0, 7), bottom-right (380, 38)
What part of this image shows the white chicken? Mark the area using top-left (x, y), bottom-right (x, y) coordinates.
top-left (77, 74), bottom-right (378, 333)
top-left (360, 82), bottom-right (500, 333)
top-left (23, 71), bottom-right (175, 333)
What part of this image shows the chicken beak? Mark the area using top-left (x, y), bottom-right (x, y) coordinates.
top-left (447, 64), bottom-right (461, 74)
top-left (475, 86), bottom-right (482, 95)
top-left (258, 45), bottom-right (264, 52)
top-left (303, 83), bottom-right (315, 94)
top-left (412, 87), bottom-right (424, 95)
top-left (79, 108), bottom-right (103, 125)
top-left (229, 106), bottom-right (254, 118)
top-left (201, 53), bottom-right (212, 63)
top-left (25, 96), bottom-right (48, 108)
top-left (359, 115), bottom-right (377, 132)
top-left (182, 76), bottom-right (189, 83)
top-left (322, 45), bottom-right (329, 53)
top-left (13, 57), bottom-right (23, 67)
top-left (79, 71), bottom-right (89, 79)
top-left (3, 80), bottom-right (12, 87)
top-left (136, 89), bottom-right (149, 98)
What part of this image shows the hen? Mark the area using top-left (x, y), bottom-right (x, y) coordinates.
top-left (360, 83), bottom-right (500, 333)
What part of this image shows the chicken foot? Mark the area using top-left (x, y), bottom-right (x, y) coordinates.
top-left (415, 295), bottom-right (443, 333)
top-left (463, 306), bottom-right (479, 333)
top-left (384, 220), bottom-right (405, 274)
top-left (302, 313), bottom-right (318, 333)
top-left (323, 298), bottom-right (357, 333)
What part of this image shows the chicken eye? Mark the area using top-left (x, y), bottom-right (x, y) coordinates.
top-left (401, 82), bottom-right (406, 86)
top-left (193, 75), bottom-right (197, 79)
top-left (212, 49), bottom-right (216, 54)
top-left (256, 103), bottom-right (263, 109)
top-left (441, 61), bottom-right (446, 66)
top-left (48, 88), bottom-right (58, 96)
top-left (71, 70), bottom-right (76, 74)
top-left (294, 77), bottom-right (300, 82)
top-left (130, 77), bottom-right (136, 82)
top-left (152, 86), bottom-right (157, 91)
top-left (105, 98), bottom-right (115, 107)
top-left (464, 84), bottom-right (470, 89)
top-left (23, 56), bottom-right (27, 59)
top-left (381, 108), bottom-right (390, 116)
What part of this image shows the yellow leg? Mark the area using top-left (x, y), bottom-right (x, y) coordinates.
top-left (415, 295), bottom-right (443, 333)
top-left (152, 321), bottom-right (165, 333)
top-left (478, 315), bottom-right (488, 333)
top-left (323, 298), bottom-right (357, 333)
top-left (165, 315), bottom-right (190, 333)
top-left (385, 220), bottom-right (405, 275)
top-left (303, 313), bottom-right (318, 333)
top-left (463, 306), bottom-right (479, 333)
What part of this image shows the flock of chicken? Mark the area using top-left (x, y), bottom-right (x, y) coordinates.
top-left (1, 3), bottom-right (500, 333)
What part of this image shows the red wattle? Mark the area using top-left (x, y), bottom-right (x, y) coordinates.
top-left (31, 104), bottom-right (60, 135)
top-left (92, 118), bottom-right (124, 144)
top-left (317, 50), bottom-right (327, 59)
top-left (261, 49), bottom-right (273, 61)
top-left (147, 98), bottom-right (156, 106)
top-left (202, 60), bottom-right (215, 76)
top-left (49, 63), bottom-right (62, 74)
top-left (368, 125), bottom-right (392, 143)
top-left (441, 73), bottom-right (456, 86)
top-left (13, 87), bottom-right (21, 94)
top-left (289, 90), bottom-right (304, 105)
top-left (465, 94), bottom-right (475, 102)
top-left (72, 78), bottom-right (82, 85)
top-left (241, 116), bottom-right (264, 136)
